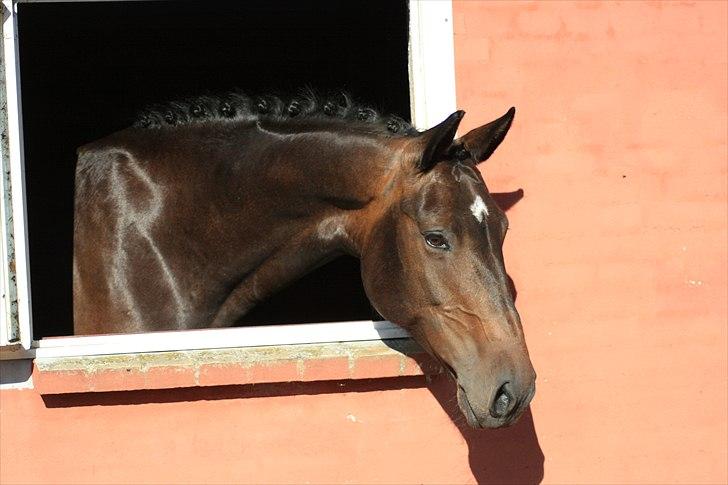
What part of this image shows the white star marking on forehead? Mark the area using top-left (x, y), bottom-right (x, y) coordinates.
top-left (470, 195), bottom-right (489, 223)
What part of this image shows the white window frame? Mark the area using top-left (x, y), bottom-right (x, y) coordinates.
top-left (0, 0), bottom-right (456, 360)
top-left (1, 0), bottom-right (32, 352)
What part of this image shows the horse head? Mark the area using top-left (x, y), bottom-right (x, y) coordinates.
top-left (358, 109), bottom-right (536, 428)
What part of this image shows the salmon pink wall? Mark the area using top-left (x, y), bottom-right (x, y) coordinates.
top-left (454, 0), bottom-right (727, 482)
top-left (1, 2), bottom-right (726, 484)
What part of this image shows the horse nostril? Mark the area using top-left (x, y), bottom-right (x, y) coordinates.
top-left (490, 383), bottom-right (513, 418)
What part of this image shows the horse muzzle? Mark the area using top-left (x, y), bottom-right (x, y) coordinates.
top-left (457, 373), bottom-right (536, 429)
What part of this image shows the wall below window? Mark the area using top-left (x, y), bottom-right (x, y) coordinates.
top-left (0, 372), bottom-right (546, 485)
top-left (1, 2), bottom-right (726, 484)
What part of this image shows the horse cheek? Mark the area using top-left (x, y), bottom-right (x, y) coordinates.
top-left (360, 218), bottom-right (414, 327)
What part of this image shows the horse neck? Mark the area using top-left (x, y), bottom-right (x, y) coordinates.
top-left (239, 126), bottom-right (401, 255)
top-left (203, 126), bottom-right (402, 327)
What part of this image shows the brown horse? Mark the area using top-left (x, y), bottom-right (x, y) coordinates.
top-left (73, 92), bottom-right (536, 428)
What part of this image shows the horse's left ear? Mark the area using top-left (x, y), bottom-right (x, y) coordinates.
top-left (455, 107), bottom-right (515, 164)
top-left (416, 110), bottom-right (465, 172)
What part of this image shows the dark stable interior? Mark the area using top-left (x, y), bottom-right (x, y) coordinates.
top-left (18, 0), bottom-right (410, 337)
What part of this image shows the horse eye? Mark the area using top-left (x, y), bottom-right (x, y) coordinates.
top-left (424, 233), bottom-right (450, 250)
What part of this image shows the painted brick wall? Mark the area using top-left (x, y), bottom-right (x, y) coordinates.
top-left (454, 0), bottom-right (727, 482)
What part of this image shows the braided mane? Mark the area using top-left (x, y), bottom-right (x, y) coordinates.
top-left (134, 90), bottom-right (416, 136)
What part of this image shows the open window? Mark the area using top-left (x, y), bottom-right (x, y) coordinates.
top-left (0, 0), bottom-right (455, 358)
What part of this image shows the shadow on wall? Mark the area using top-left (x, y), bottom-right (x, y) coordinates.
top-left (492, 189), bottom-right (525, 302)
top-left (40, 376), bottom-right (430, 407)
top-left (491, 188), bottom-right (524, 213)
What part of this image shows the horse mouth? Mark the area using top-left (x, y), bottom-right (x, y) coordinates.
top-left (456, 385), bottom-right (482, 428)
top-left (443, 361), bottom-right (488, 428)
top-left (440, 357), bottom-right (532, 429)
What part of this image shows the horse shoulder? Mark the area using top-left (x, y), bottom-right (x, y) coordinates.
top-left (73, 129), bottom-right (185, 334)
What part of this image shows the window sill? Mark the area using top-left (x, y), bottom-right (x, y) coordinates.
top-left (32, 338), bottom-right (442, 395)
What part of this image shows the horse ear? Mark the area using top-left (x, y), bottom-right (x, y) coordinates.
top-left (455, 107), bottom-right (515, 163)
top-left (416, 111), bottom-right (465, 172)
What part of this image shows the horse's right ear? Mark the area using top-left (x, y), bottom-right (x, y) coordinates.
top-left (415, 111), bottom-right (465, 172)
top-left (455, 107), bottom-right (515, 164)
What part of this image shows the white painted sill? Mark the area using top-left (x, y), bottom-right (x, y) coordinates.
top-left (0, 320), bottom-right (409, 360)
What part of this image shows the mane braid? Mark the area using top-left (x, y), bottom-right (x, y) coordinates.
top-left (134, 90), bottom-right (417, 137)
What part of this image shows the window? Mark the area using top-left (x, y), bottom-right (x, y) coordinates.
top-left (0, 0), bottom-right (456, 358)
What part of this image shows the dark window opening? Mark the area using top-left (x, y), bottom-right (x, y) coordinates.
top-left (18, 0), bottom-right (410, 337)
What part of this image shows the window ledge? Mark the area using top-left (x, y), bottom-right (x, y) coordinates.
top-left (33, 338), bottom-right (442, 395)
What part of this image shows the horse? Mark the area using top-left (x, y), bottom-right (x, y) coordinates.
top-left (73, 91), bottom-right (536, 428)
